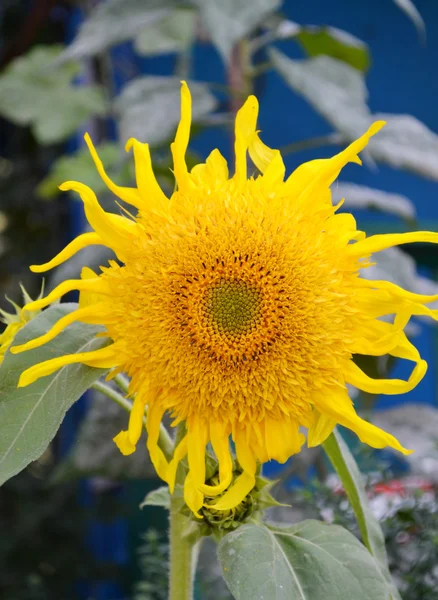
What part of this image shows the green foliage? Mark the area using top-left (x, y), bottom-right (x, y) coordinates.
top-left (133, 530), bottom-right (168, 600)
top-left (323, 430), bottom-right (401, 600)
top-left (193, 0), bottom-right (282, 62)
top-left (140, 486), bottom-right (171, 509)
top-left (296, 26), bottom-right (370, 72)
top-left (0, 46), bottom-right (106, 144)
top-left (115, 76), bottom-right (217, 146)
top-left (218, 520), bottom-right (391, 600)
top-left (59, 0), bottom-right (177, 62)
top-left (134, 8), bottom-right (196, 56)
top-left (0, 304), bottom-right (109, 486)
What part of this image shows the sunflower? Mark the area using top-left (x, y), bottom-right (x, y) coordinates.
top-left (12, 82), bottom-right (438, 516)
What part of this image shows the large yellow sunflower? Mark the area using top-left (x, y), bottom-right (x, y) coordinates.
top-left (12, 83), bottom-right (438, 516)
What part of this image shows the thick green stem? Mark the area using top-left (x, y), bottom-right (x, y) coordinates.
top-left (169, 423), bottom-right (195, 600)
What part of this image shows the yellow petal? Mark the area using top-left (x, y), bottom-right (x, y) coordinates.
top-left (312, 386), bottom-right (412, 455)
top-left (233, 95), bottom-right (259, 185)
top-left (191, 149), bottom-right (229, 188)
top-left (198, 421), bottom-right (233, 496)
top-left (308, 410), bottom-right (337, 447)
top-left (113, 430), bottom-right (136, 456)
top-left (263, 417), bottom-right (305, 463)
top-left (59, 181), bottom-right (139, 257)
top-left (30, 232), bottom-right (102, 273)
top-left (345, 358), bottom-right (427, 395)
top-left (170, 81), bottom-right (194, 193)
top-left (22, 277), bottom-right (109, 313)
top-left (350, 231), bottom-right (438, 257)
top-left (17, 345), bottom-right (120, 387)
top-left (11, 303), bottom-right (108, 354)
top-left (284, 121), bottom-right (385, 201)
top-left (210, 428), bottom-right (256, 511)
top-left (186, 417), bottom-right (208, 487)
top-left (125, 138), bottom-right (169, 212)
top-left (84, 133), bottom-right (142, 209)
top-left (146, 402), bottom-right (169, 482)
top-left (184, 471), bottom-right (204, 517)
top-left (167, 435), bottom-right (188, 493)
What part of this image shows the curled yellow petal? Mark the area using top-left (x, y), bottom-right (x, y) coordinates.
top-left (308, 410), bottom-right (337, 447)
top-left (345, 358), bottom-right (427, 395)
top-left (167, 435), bottom-right (188, 493)
top-left (84, 133), bottom-right (142, 209)
top-left (22, 277), bottom-right (109, 313)
top-left (198, 421), bottom-right (233, 497)
top-left (146, 402), bottom-right (169, 482)
top-left (312, 387), bottom-right (412, 455)
top-left (125, 138), bottom-right (169, 212)
top-left (30, 232), bottom-right (102, 273)
top-left (234, 95), bottom-right (259, 185)
top-left (18, 345), bottom-right (120, 388)
top-left (350, 231), bottom-right (438, 257)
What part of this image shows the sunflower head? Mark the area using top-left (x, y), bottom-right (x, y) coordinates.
top-left (13, 82), bottom-right (438, 517)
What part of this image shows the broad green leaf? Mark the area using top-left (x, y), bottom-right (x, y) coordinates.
top-left (333, 183), bottom-right (415, 222)
top-left (0, 303), bottom-right (109, 486)
top-left (115, 76), bottom-right (217, 147)
top-left (218, 520), bottom-right (390, 600)
top-left (52, 389), bottom-right (155, 483)
top-left (193, 0), bottom-right (281, 62)
top-left (140, 486), bottom-right (170, 509)
top-left (323, 431), bottom-right (401, 600)
top-left (393, 0), bottom-right (425, 41)
top-left (296, 26), bottom-right (370, 72)
top-left (59, 0), bottom-right (176, 62)
top-left (270, 49), bottom-right (370, 139)
top-left (134, 8), bottom-right (196, 56)
top-left (37, 143), bottom-right (124, 199)
top-left (0, 46), bottom-right (106, 144)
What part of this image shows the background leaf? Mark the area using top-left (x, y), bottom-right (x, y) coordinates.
top-left (218, 520), bottom-right (391, 600)
top-left (323, 430), bottom-right (401, 600)
top-left (333, 182), bottom-right (415, 222)
top-left (0, 46), bottom-right (106, 145)
top-left (0, 303), bottom-right (109, 486)
top-left (393, 0), bottom-right (425, 41)
top-left (59, 0), bottom-right (176, 62)
top-left (134, 8), bottom-right (196, 56)
top-left (270, 49), bottom-right (370, 138)
top-left (194, 0), bottom-right (281, 62)
top-left (296, 26), bottom-right (370, 72)
top-left (140, 486), bottom-right (170, 509)
top-left (115, 76), bottom-right (217, 146)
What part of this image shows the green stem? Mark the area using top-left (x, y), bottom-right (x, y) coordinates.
top-left (169, 423), bottom-right (196, 600)
top-left (92, 379), bottom-right (174, 460)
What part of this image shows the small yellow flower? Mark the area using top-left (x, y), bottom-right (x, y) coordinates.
top-left (12, 83), bottom-right (438, 516)
top-left (0, 286), bottom-right (41, 363)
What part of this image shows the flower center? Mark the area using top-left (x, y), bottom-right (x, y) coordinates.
top-left (205, 279), bottom-right (261, 336)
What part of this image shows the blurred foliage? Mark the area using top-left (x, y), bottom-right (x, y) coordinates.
top-left (133, 530), bottom-right (168, 600)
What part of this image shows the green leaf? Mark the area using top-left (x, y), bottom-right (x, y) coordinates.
top-left (270, 49), bottom-right (370, 139)
top-left (52, 389), bottom-right (156, 483)
top-left (393, 0), bottom-right (425, 42)
top-left (140, 486), bottom-right (171, 509)
top-left (59, 0), bottom-right (176, 62)
top-left (296, 26), bottom-right (370, 72)
top-left (193, 0), bottom-right (281, 62)
top-left (0, 45), bottom-right (106, 144)
top-left (37, 143), bottom-right (123, 199)
top-left (134, 8), bottom-right (196, 56)
top-left (332, 183), bottom-right (415, 222)
top-left (323, 430), bottom-right (401, 600)
top-left (115, 76), bottom-right (217, 147)
top-left (0, 303), bottom-right (109, 486)
top-left (218, 520), bottom-right (391, 600)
